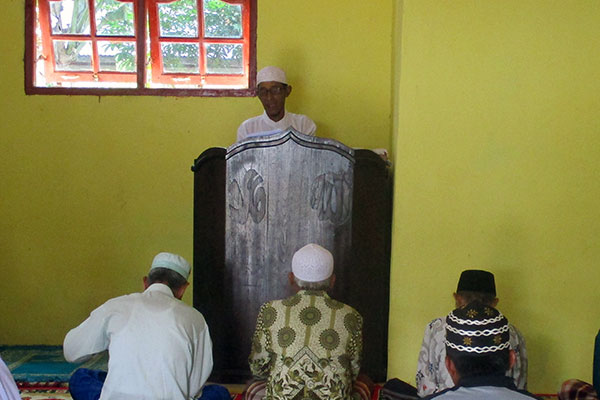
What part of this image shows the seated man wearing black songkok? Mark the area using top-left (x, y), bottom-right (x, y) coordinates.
top-left (416, 270), bottom-right (527, 397)
top-left (423, 301), bottom-right (539, 400)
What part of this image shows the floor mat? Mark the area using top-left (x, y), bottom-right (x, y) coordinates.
top-left (1, 346), bottom-right (558, 400)
top-left (17, 382), bottom-right (72, 400)
top-left (0, 345), bottom-right (107, 383)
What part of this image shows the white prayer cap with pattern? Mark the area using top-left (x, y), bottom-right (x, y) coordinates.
top-left (292, 243), bottom-right (334, 282)
top-left (257, 66), bottom-right (288, 85)
top-left (150, 252), bottom-right (191, 280)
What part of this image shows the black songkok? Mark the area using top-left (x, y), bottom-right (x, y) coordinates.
top-left (456, 270), bottom-right (496, 296)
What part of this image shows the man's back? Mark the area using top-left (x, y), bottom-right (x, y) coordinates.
top-left (424, 376), bottom-right (539, 400)
top-left (249, 290), bottom-right (362, 400)
top-left (64, 283), bottom-right (213, 400)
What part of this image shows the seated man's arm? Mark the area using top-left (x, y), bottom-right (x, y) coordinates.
top-left (189, 321), bottom-right (214, 399)
top-left (303, 117), bottom-right (317, 136)
top-left (63, 302), bottom-right (112, 363)
top-left (349, 311), bottom-right (364, 381)
top-left (509, 324), bottom-right (528, 390)
top-left (237, 123), bottom-right (249, 142)
top-left (248, 303), bottom-right (273, 378)
top-left (416, 319), bottom-right (444, 397)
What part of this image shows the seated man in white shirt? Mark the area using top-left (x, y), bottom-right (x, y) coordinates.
top-left (63, 252), bottom-right (229, 400)
top-left (237, 66), bottom-right (316, 142)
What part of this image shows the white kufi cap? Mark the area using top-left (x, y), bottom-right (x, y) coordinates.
top-left (150, 252), bottom-right (191, 280)
top-left (292, 243), bottom-right (334, 282)
top-left (257, 66), bottom-right (287, 85)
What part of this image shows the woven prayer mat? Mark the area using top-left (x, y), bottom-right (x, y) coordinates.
top-left (17, 382), bottom-right (72, 400)
top-left (1, 346), bottom-right (557, 400)
top-left (16, 382), bottom-right (244, 400)
top-left (0, 345), bottom-right (107, 383)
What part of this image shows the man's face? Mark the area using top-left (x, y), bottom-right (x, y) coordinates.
top-left (257, 81), bottom-right (291, 122)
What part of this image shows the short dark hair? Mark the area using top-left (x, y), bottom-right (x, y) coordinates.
top-left (456, 290), bottom-right (497, 306)
top-left (446, 347), bottom-right (510, 379)
top-left (294, 276), bottom-right (332, 291)
top-left (148, 267), bottom-right (187, 292)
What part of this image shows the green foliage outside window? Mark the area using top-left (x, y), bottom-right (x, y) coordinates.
top-left (49, 0), bottom-right (243, 74)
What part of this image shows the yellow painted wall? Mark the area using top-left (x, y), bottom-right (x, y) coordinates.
top-left (390, 0), bottom-right (600, 393)
top-left (0, 1), bottom-right (392, 344)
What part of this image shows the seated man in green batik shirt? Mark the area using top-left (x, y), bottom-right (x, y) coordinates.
top-left (247, 243), bottom-right (365, 400)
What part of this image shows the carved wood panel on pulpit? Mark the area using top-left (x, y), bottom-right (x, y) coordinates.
top-left (192, 130), bottom-right (391, 383)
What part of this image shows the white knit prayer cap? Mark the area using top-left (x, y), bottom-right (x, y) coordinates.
top-left (291, 243), bottom-right (334, 282)
top-left (150, 252), bottom-right (191, 280)
top-left (257, 66), bottom-right (288, 85)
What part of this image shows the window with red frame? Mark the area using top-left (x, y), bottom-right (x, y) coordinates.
top-left (25, 0), bottom-right (256, 96)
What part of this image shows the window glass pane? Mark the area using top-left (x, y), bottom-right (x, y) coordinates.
top-left (161, 43), bottom-right (199, 73)
top-left (99, 41), bottom-right (136, 72)
top-left (205, 43), bottom-right (242, 74)
top-left (53, 40), bottom-right (93, 71)
top-left (95, 0), bottom-right (134, 36)
top-left (50, 0), bottom-right (90, 34)
top-left (203, 0), bottom-right (242, 38)
top-left (159, 0), bottom-right (198, 38)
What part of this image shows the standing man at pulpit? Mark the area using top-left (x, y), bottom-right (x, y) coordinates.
top-left (247, 243), bottom-right (367, 400)
top-left (237, 66), bottom-right (317, 142)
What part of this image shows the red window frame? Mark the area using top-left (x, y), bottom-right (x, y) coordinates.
top-left (148, 0), bottom-right (250, 87)
top-left (25, 0), bottom-right (256, 96)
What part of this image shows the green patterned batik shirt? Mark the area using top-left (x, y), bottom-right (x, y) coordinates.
top-left (249, 290), bottom-right (363, 400)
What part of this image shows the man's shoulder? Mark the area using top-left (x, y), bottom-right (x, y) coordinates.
top-left (238, 113), bottom-right (270, 132)
top-left (286, 112), bottom-right (316, 131)
top-left (425, 316), bottom-right (446, 331)
top-left (418, 317), bottom-right (446, 356)
top-left (508, 322), bottom-right (524, 336)
top-left (239, 113), bottom-right (265, 126)
top-left (263, 293), bottom-right (360, 314)
top-left (98, 292), bottom-right (140, 308)
top-left (330, 297), bottom-right (361, 316)
top-left (424, 385), bottom-right (540, 400)
top-left (172, 298), bottom-right (206, 318)
top-left (261, 298), bottom-right (281, 308)
top-left (286, 111), bottom-right (312, 120)
top-left (508, 322), bottom-right (527, 352)
top-left (141, 288), bottom-right (207, 325)
top-left (315, 294), bottom-right (363, 325)
top-left (260, 294), bottom-right (302, 311)
top-left (422, 385), bottom-right (460, 400)
top-left (237, 114), bottom-right (270, 141)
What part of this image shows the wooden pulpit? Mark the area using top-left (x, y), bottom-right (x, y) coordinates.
top-left (192, 130), bottom-right (392, 383)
